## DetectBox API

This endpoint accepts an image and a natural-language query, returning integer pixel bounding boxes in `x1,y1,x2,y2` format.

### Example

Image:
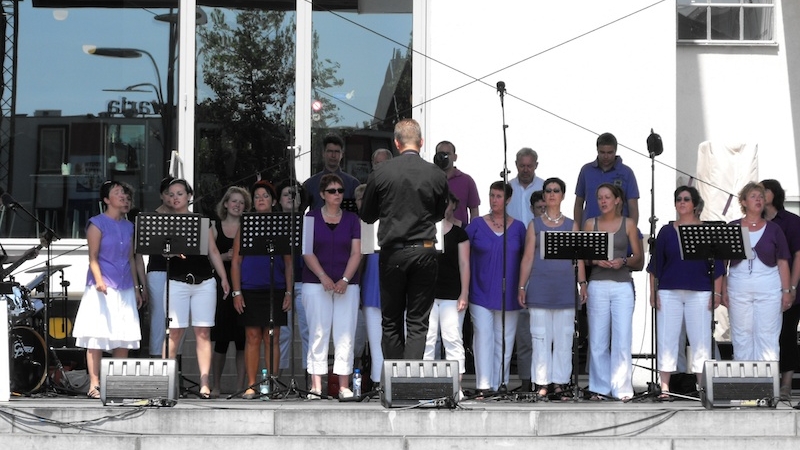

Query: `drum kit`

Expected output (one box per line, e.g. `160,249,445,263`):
4,255,72,395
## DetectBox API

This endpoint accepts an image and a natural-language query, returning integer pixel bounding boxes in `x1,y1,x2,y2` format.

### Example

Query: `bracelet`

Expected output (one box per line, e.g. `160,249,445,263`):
285,291,292,296
342,276,350,284
713,293,722,297
231,290,242,297
622,257,628,267
519,286,526,291
136,284,144,292
792,285,797,291
578,281,587,286
782,288,792,294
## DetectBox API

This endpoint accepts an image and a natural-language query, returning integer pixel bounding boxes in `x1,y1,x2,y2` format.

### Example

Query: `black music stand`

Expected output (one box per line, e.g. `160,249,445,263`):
542,230,612,401
135,213,208,396
227,211,304,400
678,223,749,356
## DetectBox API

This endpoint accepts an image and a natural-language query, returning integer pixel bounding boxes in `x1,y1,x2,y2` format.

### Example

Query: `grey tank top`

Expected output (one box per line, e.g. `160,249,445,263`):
589,217,632,283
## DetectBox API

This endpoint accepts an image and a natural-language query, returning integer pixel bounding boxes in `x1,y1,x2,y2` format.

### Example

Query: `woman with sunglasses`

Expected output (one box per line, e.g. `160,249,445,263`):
73,181,145,399
647,186,724,400
302,174,362,399
517,178,583,400
723,182,791,363
164,178,230,399
231,180,292,399
582,182,643,401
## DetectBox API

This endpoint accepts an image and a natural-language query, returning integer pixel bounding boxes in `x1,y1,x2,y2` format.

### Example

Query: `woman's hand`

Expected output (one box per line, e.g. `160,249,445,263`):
782,292,794,312
282,291,292,311
710,293,721,310
95,281,107,295
233,293,245,314
333,279,349,295
517,289,526,308
580,284,588,305
457,295,468,312
320,274,336,292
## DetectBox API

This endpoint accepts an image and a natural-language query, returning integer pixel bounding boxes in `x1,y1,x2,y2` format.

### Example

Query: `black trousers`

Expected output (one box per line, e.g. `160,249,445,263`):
779,302,800,374
379,246,438,360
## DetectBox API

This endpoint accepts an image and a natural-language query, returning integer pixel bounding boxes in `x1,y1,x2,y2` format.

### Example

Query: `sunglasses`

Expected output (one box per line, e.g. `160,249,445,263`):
675,196,692,203
324,188,345,194
544,188,561,194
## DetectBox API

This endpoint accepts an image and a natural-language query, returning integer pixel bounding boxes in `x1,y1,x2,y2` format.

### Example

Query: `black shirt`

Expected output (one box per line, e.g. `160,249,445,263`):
435,224,469,300
360,151,449,247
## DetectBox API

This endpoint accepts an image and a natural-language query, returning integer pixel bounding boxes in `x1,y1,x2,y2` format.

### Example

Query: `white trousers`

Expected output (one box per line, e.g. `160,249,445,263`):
656,289,711,374
587,280,634,398
280,282,308,370
470,303,519,390
530,307,574,385
363,306,384,382
424,299,466,374
728,272,782,361
302,283,359,376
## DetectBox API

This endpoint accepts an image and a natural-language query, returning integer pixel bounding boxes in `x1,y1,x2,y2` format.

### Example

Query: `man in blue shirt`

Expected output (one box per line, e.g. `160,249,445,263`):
303,134,360,210
573,132,640,225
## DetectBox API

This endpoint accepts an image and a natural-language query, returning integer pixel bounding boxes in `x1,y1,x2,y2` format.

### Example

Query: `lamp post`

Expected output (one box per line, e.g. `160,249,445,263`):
83,45,172,155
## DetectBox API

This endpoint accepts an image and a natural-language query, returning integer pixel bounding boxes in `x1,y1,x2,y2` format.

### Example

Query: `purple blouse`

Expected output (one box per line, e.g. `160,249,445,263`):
85,213,134,290
301,208,361,284
729,219,790,268
466,218,526,311
647,223,725,291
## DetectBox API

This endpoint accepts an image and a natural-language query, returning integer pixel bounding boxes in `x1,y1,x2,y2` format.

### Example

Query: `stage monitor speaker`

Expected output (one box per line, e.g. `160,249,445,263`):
701,360,779,409
380,360,459,408
100,358,178,406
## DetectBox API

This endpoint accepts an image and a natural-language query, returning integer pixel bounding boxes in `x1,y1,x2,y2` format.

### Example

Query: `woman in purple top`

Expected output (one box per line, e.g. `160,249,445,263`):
72,181,145,399
231,181,291,399
466,181,526,392
517,177,584,399
302,174,362,399
761,179,800,399
647,186,724,400
722,182,792,362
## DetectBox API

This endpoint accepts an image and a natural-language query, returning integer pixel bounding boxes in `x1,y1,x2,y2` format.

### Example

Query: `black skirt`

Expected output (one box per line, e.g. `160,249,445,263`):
236,289,288,328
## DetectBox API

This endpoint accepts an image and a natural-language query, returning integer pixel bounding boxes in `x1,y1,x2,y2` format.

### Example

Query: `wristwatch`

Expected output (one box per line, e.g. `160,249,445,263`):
231,290,242,297
342,276,350,284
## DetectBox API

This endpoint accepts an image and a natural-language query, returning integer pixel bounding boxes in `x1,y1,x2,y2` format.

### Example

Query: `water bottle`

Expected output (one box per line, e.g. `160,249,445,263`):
260,368,270,400
353,368,362,397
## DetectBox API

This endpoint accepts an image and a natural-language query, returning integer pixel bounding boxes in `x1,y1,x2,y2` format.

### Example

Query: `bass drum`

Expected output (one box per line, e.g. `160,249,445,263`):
9,326,48,394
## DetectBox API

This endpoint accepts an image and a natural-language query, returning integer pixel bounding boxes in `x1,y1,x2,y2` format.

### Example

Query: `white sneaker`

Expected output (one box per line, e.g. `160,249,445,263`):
307,389,321,400
339,388,354,399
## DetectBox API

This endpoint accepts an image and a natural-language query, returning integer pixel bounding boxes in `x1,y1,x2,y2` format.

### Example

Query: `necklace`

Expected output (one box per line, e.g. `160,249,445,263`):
745,217,761,227
544,211,563,223
489,213,506,229
322,206,342,218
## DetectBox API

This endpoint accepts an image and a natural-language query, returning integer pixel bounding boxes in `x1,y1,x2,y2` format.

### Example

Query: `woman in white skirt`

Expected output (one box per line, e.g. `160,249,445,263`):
72,181,146,399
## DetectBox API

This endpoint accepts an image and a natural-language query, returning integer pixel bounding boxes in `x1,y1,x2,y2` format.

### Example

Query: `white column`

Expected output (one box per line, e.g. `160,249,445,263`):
177,0,197,190
294,0,313,182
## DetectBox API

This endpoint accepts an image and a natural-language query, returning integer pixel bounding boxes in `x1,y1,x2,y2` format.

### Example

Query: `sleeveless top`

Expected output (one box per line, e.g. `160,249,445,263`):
214,219,235,276
524,216,576,309
589,217,632,283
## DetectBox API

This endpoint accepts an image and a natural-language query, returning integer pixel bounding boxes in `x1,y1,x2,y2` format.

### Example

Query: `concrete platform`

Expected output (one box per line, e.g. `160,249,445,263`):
2,389,799,450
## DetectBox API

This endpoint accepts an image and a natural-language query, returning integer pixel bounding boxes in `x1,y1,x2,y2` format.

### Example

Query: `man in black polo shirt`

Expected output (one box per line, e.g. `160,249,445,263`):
361,118,449,360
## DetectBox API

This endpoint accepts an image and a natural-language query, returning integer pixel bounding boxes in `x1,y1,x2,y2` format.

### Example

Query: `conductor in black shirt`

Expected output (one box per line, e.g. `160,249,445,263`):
361,118,449,360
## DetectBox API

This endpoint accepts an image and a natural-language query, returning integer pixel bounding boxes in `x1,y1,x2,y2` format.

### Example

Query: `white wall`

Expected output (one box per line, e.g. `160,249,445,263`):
677,1,800,202
421,0,676,360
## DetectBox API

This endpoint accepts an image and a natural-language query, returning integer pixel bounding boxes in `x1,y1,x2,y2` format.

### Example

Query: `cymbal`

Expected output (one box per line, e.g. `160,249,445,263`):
25,264,71,274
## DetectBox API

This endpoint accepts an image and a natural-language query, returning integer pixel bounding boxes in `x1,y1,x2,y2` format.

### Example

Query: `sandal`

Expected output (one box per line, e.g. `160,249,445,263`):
534,384,549,401
199,386,212,399
87,385,101,399
553,384,571,401
657,392,674,402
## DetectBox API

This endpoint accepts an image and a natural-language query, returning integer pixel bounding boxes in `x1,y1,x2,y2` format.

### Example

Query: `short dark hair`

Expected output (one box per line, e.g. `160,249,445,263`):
323,134,344,149
319,173,344,192
530,190,544,206
276,178,309,212
674,185,701,207
436,140,456,153
160,176,175,194
543,177,566,195
100,180,133,202
490,180,512,199
596,132,617,149
760,179,786,210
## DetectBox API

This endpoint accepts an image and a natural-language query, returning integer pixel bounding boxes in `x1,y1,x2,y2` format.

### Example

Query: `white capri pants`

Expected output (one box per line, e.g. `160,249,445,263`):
469,303,519,391
302,283,360,376
424,298,466,374
530,307,574,386
656,289,712,374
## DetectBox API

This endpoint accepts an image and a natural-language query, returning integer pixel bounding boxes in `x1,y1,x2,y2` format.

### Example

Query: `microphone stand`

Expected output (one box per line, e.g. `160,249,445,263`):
481,81,513,400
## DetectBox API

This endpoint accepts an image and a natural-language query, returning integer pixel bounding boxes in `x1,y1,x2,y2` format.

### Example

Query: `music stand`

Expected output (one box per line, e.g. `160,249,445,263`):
542,230,612,401
135,213,208,395
678,223,750,356
229,211,303,400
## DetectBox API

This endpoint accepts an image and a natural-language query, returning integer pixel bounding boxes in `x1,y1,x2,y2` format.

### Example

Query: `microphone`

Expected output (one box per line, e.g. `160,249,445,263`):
496,81,506,95
433,152,450,170
2,192,19,209
647,128,663,157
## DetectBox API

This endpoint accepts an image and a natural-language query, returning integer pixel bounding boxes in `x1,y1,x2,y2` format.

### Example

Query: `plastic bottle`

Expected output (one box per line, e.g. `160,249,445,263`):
260,368,270,400
353,368,362,397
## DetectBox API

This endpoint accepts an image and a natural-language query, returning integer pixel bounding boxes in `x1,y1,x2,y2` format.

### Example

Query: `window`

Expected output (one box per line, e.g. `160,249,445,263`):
678,0,774,43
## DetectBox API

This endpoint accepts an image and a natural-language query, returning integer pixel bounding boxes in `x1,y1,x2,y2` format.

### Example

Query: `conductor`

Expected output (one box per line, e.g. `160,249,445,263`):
360,118,449,360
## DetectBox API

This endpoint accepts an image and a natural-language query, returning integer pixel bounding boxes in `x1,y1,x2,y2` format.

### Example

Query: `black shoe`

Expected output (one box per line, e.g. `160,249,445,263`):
519,379,533,392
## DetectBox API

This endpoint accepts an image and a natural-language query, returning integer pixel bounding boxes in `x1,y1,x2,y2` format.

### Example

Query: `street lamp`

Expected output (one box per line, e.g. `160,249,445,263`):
83,45,172,153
